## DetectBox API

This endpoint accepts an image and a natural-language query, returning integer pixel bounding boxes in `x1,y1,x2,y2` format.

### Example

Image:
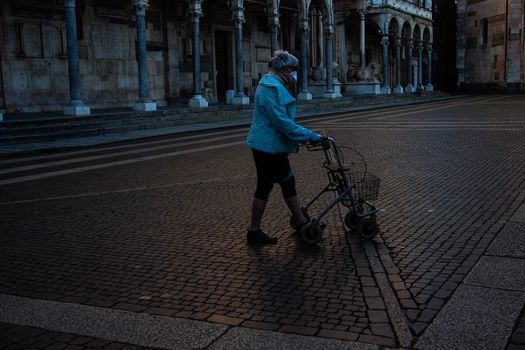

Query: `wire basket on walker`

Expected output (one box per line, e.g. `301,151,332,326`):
298,137,381,244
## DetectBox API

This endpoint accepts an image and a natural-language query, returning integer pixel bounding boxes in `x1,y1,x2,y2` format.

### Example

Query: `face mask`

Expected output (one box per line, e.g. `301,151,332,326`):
290,71,298,83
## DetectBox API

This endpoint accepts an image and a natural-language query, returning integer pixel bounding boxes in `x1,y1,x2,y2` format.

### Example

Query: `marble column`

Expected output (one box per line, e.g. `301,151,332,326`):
417,41,424,90
269,18,279,55
188,1,208,107
63,0,90,116
298,18,312,100
380,34,391,94
405,38,415,93
393,36,403,93
358,10,366,68
425,42,434,92
323,25,338,99
231,3,249,105
317,10,324,67
132,0,156,111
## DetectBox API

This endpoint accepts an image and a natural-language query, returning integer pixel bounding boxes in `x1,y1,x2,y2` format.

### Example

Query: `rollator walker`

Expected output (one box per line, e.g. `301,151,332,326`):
298,137,381,244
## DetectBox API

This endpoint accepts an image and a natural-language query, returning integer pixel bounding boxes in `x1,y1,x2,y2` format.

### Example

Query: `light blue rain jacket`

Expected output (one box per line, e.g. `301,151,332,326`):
246,74,316,154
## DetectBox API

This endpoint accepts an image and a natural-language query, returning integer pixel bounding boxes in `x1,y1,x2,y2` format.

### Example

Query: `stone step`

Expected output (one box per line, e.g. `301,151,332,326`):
0,93,451,145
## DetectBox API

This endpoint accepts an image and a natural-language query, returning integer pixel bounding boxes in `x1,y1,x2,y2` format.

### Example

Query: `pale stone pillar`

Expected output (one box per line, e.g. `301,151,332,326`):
425,42,434,92
298,18,312,100
317,10,324,67
323,25,338,99
380,34,391,94
63,0,90,116
393,36,403,93
405,38,415,93
358,10,366,68
188,0,208,107
269,17,279,55
417,41,424,90
231,3,249,105
132,0,156,111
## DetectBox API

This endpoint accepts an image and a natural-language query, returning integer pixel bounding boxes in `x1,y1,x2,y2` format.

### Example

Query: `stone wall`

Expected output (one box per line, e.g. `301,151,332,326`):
457,0,524,91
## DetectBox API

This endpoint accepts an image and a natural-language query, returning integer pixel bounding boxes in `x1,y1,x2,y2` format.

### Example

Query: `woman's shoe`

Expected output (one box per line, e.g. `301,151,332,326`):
247,229,278,244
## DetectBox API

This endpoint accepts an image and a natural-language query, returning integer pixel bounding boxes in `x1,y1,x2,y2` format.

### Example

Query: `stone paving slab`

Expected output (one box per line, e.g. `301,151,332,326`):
510,204,525,223
464,256,525,291
0,322,159,349
0,294,228,349
207,326,379,350
486,222,525,258
415,285,524,350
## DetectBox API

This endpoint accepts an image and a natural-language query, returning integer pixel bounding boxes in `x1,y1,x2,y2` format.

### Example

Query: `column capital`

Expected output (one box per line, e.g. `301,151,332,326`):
188,0,203,20
299,17,309,31
357,9,367,19
396,36,402,47
381,34,389,47
231,4,246,24
268,13,280,28
64,0,76,8
407,37,413,48
426,42,433,52
324,23,334,35
132,0,150,15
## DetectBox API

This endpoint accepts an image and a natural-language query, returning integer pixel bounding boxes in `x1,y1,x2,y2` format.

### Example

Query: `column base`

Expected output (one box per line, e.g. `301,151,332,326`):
232,96,250,105
425,84,434,92
64,103,91,116
134,102,157,112
405,85,416,93
393,86,404,94
298,91,312,101
323,91,341,99
380,86,391,94
188,95,209,108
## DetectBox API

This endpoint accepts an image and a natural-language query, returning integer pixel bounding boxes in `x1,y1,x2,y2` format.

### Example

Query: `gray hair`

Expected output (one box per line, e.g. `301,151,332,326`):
269,50,299,72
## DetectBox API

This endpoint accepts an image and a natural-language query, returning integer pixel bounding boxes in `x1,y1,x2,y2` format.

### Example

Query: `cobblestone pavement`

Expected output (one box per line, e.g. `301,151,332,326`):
1,95,524,348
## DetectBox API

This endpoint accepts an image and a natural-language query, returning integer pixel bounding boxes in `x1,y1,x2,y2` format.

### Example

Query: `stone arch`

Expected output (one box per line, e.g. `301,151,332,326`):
413,23,422,43
423,26,432,43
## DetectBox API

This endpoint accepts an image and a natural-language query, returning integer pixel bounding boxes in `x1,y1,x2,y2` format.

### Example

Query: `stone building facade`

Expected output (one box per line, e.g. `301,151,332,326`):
0,0,434,115
456,0,525,92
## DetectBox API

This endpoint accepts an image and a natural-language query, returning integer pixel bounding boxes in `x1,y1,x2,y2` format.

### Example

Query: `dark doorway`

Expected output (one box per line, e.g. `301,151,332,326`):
214,30,232,102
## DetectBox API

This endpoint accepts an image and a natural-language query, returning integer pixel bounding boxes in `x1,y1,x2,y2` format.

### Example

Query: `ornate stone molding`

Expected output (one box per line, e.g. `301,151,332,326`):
132,0,149,16
188,0,203,22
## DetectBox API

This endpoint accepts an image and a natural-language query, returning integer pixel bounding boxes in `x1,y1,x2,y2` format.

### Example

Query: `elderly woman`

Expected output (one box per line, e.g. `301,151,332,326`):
246,50,322,244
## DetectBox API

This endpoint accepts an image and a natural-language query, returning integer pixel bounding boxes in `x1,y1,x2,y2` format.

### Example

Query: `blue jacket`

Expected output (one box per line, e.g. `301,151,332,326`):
246,74,316,154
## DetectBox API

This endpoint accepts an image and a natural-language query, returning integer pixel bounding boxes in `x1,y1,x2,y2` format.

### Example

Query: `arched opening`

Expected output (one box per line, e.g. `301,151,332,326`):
388,17,400,89
400,21,412,87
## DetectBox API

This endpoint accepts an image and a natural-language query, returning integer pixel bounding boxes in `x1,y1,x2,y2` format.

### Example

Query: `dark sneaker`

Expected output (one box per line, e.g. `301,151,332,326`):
247,229,278,244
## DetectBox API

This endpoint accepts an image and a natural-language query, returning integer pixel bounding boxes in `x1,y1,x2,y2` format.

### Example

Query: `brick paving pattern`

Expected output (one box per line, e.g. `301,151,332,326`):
0,323,156,349
0,96,524,347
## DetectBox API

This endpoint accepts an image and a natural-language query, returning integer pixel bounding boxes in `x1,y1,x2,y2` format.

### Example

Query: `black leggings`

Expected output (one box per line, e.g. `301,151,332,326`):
252,148,297,201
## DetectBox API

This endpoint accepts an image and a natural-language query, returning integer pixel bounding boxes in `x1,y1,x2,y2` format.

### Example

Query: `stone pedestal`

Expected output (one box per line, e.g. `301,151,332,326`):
393,86,404,94
405,84,416,93
64,101,91,116
297,91,313,101
380,85,391,94
425,84,434,92
307,81,342,98
134,102,157,112
188,95,208,108
232,96,250,105
344,81,381,95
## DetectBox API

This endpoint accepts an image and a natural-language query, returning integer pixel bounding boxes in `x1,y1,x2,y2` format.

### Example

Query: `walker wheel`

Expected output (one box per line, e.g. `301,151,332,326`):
356,216,379,240
344,210,359,230
299,222,322,245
